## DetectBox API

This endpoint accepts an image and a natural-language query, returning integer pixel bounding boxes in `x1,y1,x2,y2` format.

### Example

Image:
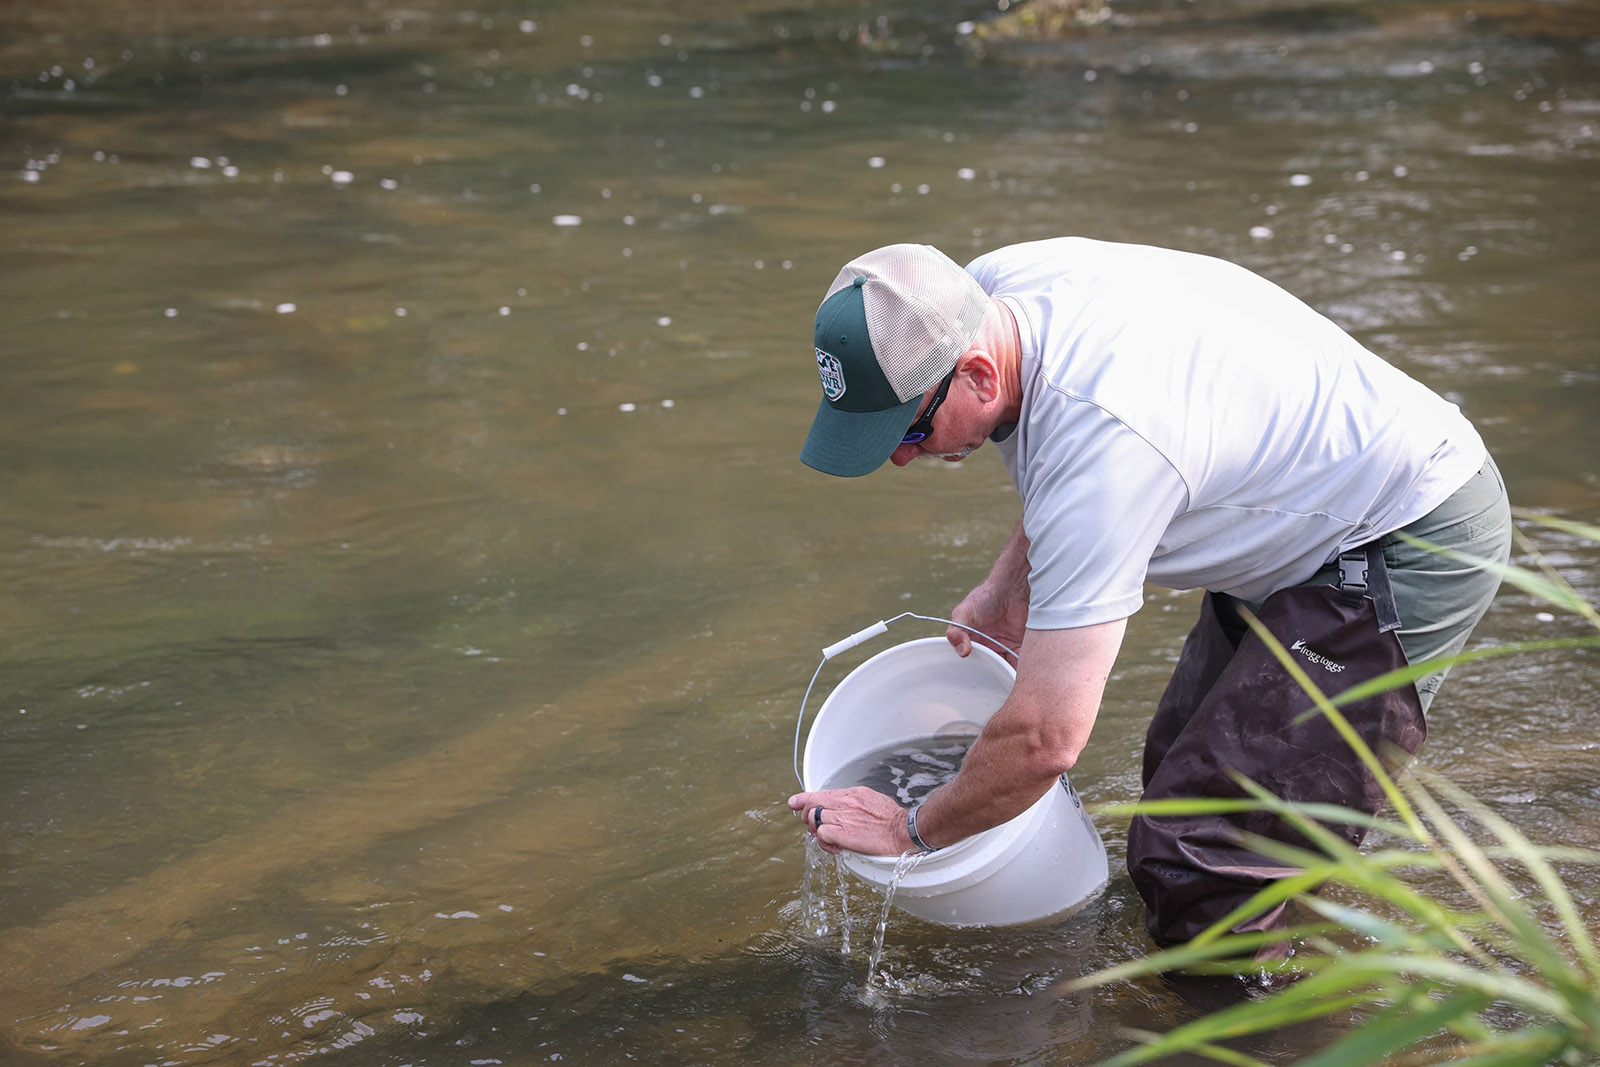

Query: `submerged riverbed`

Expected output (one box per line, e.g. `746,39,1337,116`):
2,0,1597,1063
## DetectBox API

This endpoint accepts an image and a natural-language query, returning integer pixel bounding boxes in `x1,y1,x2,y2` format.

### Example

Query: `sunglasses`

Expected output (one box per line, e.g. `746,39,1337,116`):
901,368,956,444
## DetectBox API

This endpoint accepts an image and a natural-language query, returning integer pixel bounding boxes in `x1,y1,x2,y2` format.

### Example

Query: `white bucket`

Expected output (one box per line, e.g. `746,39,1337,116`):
802,637,1108,927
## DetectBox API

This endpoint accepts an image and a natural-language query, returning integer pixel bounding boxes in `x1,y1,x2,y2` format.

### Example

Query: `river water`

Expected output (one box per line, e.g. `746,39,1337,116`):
1,0,1596,1063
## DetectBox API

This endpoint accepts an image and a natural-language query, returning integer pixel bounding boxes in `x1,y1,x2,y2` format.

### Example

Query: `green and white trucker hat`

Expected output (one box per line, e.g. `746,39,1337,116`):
800,244,989,477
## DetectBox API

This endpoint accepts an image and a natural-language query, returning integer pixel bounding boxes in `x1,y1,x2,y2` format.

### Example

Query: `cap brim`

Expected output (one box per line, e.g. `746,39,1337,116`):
799,394,921,477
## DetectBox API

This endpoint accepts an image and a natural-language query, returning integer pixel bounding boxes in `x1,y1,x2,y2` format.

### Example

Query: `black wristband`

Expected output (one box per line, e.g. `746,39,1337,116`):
907,803,940,854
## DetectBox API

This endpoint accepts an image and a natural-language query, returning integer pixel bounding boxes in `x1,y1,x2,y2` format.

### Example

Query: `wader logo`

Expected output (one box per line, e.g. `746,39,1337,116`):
816,349,845,401
1291,638,1346,674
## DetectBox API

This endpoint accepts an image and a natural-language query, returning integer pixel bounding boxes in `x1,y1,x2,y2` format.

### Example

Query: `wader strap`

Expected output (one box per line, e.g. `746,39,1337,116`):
1338,541,1402,633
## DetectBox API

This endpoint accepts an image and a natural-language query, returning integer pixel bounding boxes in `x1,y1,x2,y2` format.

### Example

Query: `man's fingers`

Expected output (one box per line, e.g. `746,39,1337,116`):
946,625,971,657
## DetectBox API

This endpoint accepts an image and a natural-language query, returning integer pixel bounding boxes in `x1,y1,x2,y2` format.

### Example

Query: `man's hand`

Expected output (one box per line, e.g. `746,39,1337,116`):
948,582,1028,662
786,787,912,856
949,520,1033,662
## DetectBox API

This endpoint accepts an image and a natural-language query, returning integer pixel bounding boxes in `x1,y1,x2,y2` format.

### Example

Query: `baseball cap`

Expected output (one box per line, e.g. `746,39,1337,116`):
800,244,990,477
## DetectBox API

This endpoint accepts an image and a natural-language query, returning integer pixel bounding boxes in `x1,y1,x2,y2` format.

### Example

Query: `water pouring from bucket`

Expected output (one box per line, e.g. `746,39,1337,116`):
791,614,1108,928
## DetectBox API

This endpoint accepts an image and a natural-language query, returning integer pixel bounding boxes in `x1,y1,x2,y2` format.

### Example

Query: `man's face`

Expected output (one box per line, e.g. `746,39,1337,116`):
888,371,982,467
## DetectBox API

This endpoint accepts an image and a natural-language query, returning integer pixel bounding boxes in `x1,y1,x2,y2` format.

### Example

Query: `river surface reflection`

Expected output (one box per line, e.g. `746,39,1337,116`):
1,0,1596,1063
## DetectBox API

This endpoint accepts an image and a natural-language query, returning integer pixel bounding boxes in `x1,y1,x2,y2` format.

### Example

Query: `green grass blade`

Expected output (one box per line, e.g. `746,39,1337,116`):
1092,798,1284,817
1102,1030,1275,1067
1183,1041,1274,1067
1221,786,1460,919
1321,635,1600,710
1182,867,1338,949
1299,896,1462,953
1094,796,1414,840
1294,987,1492,1067
1228,827,1367,871
1221,828,1495,963
1511,508,1600,544
1436,1026,1576,1067
1094,980,1380,1067
1066,924,1341,990
1235,610,1423,836
1209,780,1496,962
1227,777,1383,863
1508,514,1600,632
1281,949,1570,1018
1421,772,1600,984
1301,894,1491,953
1280,876,1491,959
1395,531,1598,625
1402,779,1585,1000
1361,845,1600,874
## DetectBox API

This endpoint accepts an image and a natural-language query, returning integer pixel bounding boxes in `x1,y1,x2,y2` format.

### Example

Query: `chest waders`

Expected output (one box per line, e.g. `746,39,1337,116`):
1127,540,1425,948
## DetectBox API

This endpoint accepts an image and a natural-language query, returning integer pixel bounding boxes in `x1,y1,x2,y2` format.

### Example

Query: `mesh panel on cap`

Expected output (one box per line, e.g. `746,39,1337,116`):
822,244,989,403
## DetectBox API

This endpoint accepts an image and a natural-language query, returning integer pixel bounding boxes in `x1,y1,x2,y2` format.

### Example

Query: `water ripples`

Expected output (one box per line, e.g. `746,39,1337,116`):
2,0,1596,1063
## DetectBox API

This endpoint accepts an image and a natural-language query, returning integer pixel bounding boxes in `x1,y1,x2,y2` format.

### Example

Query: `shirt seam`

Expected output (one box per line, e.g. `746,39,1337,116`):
1001,292,1195,510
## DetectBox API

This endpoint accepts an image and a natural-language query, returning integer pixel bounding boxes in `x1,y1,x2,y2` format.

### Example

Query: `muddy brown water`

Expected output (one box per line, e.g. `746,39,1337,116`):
2,0,1596,1063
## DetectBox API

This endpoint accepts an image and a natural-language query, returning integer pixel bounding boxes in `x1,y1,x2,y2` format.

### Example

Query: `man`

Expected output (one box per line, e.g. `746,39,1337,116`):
786,238,1511,948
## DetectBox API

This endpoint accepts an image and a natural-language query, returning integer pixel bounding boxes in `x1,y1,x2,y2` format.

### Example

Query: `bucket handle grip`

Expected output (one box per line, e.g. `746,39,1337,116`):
821,620,889,661
793,612,1018,787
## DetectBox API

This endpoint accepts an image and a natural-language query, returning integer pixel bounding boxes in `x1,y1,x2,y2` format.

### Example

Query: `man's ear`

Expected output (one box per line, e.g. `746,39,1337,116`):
957,350,1001,403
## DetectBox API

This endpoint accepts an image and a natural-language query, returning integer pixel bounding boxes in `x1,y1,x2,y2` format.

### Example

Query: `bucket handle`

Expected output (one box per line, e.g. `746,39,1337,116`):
792,612,1019,787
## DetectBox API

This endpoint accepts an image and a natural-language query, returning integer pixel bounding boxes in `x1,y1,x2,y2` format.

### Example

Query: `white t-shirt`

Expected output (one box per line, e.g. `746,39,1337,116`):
967,237,1486,629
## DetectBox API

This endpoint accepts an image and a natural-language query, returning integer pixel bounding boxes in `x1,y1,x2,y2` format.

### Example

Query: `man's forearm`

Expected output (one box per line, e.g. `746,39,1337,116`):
912,618,1127,850
913,705,1069,848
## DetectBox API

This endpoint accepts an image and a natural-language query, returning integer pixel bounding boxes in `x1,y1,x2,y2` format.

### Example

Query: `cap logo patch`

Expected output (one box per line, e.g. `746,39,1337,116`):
815,348,845,401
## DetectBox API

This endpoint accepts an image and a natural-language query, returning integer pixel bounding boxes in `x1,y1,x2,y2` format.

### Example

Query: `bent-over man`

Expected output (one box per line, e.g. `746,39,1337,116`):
787,237,1510,948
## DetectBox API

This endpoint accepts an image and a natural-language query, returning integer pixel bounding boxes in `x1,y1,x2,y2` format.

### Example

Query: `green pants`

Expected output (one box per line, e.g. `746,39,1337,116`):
1246,456,1513,710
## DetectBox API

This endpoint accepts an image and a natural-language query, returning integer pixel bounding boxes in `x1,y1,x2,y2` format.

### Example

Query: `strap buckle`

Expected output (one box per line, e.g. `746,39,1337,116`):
1338,550,1369,597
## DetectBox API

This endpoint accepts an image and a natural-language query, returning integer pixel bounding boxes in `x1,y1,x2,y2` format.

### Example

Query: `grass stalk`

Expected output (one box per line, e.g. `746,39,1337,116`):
1079,512,1600,1066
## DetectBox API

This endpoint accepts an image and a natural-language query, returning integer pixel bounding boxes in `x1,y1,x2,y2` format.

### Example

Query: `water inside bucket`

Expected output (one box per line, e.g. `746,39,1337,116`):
819,732,977,807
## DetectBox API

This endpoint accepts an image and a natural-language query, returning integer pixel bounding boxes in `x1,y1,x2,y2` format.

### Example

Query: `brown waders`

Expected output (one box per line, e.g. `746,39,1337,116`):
1127,540,1424,947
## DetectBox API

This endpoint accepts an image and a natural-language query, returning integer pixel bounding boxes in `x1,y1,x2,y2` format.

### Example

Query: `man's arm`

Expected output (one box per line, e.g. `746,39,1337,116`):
947,520,1031,660
909,618,1125,847
788,617,1127,855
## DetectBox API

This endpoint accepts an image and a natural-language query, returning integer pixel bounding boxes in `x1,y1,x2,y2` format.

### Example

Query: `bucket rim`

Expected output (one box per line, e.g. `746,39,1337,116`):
799,636,1015,792
801,635,1035,880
